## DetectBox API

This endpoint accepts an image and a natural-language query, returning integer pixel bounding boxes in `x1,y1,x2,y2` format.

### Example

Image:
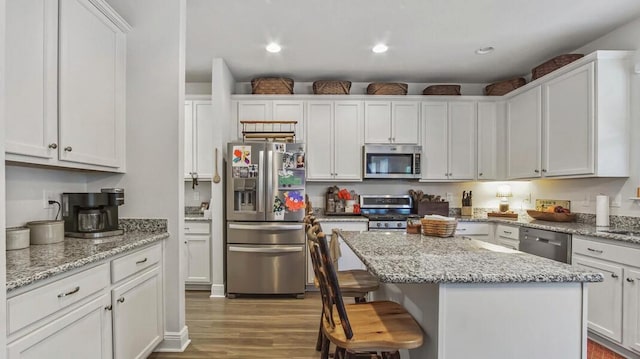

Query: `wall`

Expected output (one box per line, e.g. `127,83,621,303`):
186,82,211,95
1,0,8,349
184,180,211,207
89,0,189,350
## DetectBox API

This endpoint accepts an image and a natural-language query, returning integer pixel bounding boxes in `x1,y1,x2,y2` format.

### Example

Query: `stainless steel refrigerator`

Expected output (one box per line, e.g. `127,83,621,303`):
225,142,306,298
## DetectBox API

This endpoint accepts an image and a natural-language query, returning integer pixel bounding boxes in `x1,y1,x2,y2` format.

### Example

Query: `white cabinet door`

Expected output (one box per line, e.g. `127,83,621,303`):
236,100,272,139
477,102,498,180
58,0,127,168
543,63,594,177
448,102,476,180
507,86,542,179
186,234,211,284
391,102,420,144
194,101,214,179
306,101,334,180
421,102,448,180
5,0,58,160
112,267,163,359
625,268,640,353
573,255,623,343
7,295,112,359
364,101,392,143
333,101,364,181
184,101,195,178
273,101,305,142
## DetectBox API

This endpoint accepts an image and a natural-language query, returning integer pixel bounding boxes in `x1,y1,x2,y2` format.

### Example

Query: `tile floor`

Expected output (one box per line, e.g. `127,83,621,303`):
587,340,626,359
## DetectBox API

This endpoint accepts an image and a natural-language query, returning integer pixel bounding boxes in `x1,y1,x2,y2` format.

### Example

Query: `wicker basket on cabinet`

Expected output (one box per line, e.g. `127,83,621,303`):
251,77,294,94
312,80,352,94
422,85,461,96
531,54,584,80
484,77,526,96
367,82,408,95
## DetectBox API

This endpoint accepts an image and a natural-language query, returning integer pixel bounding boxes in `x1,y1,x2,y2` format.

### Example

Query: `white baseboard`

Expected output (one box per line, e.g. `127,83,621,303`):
154,325,191,352
210,283,225,297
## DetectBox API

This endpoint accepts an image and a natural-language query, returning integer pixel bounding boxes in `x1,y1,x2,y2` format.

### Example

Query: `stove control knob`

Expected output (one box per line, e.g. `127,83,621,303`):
397,222,402,228
376,223,382,227
384,223,389,228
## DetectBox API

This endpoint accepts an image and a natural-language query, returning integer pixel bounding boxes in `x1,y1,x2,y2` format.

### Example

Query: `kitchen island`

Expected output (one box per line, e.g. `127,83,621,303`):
339,231,602,359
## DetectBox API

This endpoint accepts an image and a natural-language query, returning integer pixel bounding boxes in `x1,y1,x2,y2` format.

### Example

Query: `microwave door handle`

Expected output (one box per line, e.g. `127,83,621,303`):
258,150,265,213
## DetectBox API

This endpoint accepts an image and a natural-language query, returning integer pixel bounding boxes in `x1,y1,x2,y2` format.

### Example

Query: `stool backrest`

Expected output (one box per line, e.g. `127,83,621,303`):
306,225,353,339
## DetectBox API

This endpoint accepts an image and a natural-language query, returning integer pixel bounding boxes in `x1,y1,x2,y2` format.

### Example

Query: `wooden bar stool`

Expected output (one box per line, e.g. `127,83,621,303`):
303,216,380,358
307,225,424,359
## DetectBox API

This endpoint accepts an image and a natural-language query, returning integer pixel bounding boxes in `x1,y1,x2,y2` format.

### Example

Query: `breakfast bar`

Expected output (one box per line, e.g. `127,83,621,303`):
339,231,603,359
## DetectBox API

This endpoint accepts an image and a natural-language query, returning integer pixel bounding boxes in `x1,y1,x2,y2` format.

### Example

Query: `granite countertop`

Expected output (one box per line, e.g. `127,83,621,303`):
6,230,169,292
339,231,603,284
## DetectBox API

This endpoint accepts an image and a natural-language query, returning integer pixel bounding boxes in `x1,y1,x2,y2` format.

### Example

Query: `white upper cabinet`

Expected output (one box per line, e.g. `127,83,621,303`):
507,51,631,180
234,100,305,142
477,102,498,180
507,86,542,179
364,101,420,144
421,101,476,181
306,101,363,181
185,99,214,180
5,0,130,172
5,0,58,160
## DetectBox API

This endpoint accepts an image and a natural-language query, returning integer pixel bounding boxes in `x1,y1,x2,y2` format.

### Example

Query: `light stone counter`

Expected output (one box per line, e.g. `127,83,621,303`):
339,231,602,284
6,219,169,292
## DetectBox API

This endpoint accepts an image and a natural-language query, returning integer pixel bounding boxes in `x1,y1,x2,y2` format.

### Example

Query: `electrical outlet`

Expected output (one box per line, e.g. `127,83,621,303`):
42,190,59,209
192,191,200,201
445,193,453,203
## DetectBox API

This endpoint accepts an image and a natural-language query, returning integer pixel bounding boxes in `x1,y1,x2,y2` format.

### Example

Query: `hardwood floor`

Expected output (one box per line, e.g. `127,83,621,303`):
148,290,325,358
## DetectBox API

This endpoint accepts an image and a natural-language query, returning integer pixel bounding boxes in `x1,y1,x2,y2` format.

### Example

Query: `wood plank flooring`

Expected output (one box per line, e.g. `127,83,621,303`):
148,290,325,358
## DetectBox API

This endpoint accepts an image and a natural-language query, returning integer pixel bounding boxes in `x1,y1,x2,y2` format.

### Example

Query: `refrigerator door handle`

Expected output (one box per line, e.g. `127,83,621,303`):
228,223,303,231
258,150,265,213
228,246,303,253
267,149,274,209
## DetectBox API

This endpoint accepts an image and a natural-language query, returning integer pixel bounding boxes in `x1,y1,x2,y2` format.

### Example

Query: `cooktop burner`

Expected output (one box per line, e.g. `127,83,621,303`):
359,195,415,231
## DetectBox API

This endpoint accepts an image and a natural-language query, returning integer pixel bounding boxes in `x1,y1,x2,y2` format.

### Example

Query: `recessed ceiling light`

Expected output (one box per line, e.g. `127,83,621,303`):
266,43,281,53
372,44,388,54
475,46,495,55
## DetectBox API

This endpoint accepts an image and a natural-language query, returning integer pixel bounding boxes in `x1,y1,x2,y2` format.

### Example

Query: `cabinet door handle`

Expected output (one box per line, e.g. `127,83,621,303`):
457,228,466,231
478,172,483,176
587,247,603,254
611,273,619,278
503,231,512,235
64,146,73,152
542,169,547,173
392,137,395,142
105,305,113,311
48,143,58,149
534,169,540,173
628,278,635,283
135,257,148,265
57,286,80,298
117,297,125,303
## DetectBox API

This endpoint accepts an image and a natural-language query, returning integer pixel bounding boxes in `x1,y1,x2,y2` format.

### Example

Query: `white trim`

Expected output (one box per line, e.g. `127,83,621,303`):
210,284,225,298
154,325,191,352
87,0,131,32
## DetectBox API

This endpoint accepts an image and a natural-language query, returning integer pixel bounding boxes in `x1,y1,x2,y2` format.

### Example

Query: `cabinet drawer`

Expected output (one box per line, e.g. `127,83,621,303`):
455,222,490,235
184,221,210,234
573,236,640,266
497,237,519,250
111,244,162,283
496,225,519,240
7,263,109,335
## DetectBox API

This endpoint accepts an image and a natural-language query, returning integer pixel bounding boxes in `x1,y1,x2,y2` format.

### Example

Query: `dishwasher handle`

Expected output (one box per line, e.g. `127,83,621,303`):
533,237,563,247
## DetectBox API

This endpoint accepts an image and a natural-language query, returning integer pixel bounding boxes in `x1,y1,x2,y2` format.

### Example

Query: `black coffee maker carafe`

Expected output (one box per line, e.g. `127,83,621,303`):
62,188,125,238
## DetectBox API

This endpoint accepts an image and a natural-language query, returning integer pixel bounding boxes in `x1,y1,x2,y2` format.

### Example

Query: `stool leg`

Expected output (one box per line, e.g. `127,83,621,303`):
315,313,323,351
321,334,331,359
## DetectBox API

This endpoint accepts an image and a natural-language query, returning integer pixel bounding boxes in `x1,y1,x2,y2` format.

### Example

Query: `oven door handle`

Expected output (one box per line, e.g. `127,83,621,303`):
228,246,303,253
534,237,562,246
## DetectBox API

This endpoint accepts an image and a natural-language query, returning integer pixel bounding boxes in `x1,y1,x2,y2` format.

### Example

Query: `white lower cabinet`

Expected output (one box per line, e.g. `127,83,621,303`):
184,221,212,285
572,236,640,356
494,224,520,249
455,222,494,244
307,220,368,285
6,243,164,359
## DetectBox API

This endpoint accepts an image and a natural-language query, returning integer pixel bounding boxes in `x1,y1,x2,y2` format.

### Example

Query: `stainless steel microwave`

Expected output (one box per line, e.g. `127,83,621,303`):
363,145,422,179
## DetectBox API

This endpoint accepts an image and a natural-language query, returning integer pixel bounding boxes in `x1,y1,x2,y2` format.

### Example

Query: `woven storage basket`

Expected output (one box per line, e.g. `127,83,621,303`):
251,77,294,95
367,82,408,95
484,77,526,96
423,85,461,96
313,80,351,95
531,54,584,80
421,218,457,237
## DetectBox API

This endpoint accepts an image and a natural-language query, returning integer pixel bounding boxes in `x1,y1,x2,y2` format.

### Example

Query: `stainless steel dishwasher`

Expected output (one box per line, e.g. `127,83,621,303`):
519,227,572,263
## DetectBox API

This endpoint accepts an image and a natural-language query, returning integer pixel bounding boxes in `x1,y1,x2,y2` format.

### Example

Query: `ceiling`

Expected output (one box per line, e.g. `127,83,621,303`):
186,0,640,84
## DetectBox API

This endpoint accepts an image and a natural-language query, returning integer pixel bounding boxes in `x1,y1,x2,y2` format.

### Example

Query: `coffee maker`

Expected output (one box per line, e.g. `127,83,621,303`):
62,188,125,238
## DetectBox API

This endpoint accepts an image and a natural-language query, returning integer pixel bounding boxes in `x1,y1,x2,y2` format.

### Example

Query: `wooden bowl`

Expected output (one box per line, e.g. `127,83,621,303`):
526,210,576,222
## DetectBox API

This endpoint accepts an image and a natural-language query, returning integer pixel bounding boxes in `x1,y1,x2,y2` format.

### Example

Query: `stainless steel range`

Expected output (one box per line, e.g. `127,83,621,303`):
360,195,413,231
